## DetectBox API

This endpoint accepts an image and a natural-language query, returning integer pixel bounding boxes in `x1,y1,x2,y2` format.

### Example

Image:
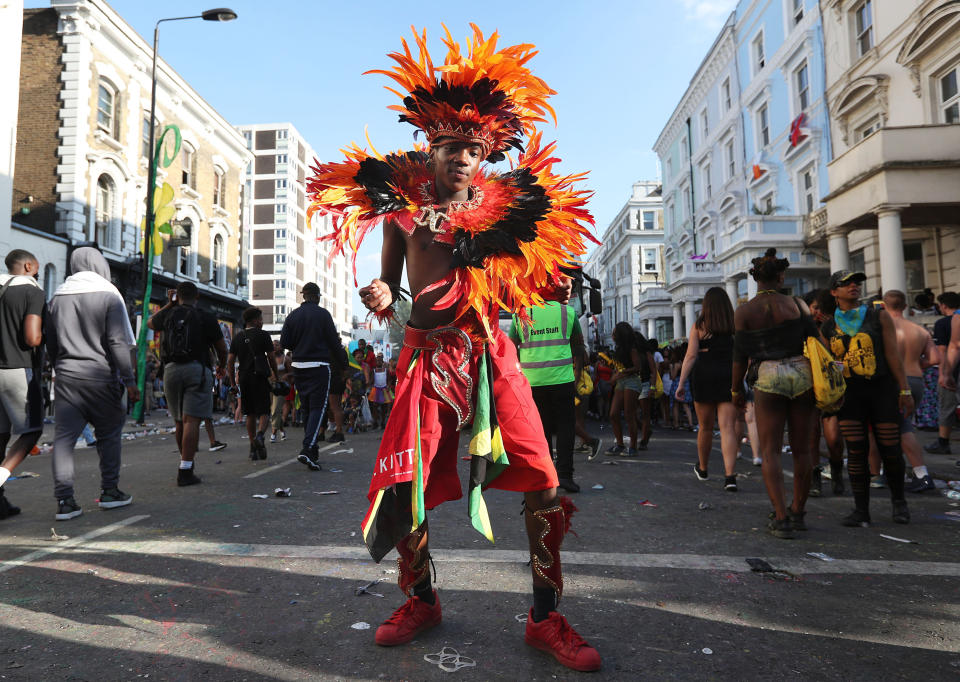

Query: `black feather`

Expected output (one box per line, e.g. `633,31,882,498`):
355,151,428,215
450,168,550,269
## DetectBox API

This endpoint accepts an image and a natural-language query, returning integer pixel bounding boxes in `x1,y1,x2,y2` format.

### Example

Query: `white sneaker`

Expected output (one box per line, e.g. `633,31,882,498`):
270,433,278,443
752,457,762,466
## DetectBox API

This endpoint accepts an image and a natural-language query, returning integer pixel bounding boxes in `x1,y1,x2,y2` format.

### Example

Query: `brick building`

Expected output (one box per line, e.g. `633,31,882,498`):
237,123,352,340
12,0,252,325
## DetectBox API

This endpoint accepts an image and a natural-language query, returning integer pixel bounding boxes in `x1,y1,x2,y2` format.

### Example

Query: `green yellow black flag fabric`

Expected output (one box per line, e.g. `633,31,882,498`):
467,350,509,541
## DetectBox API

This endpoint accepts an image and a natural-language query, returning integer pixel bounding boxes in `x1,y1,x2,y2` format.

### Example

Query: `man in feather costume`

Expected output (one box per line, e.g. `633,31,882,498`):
306,26,600,671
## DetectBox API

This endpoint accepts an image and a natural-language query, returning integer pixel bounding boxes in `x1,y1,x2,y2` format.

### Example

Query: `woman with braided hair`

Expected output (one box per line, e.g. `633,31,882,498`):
730,248,820,538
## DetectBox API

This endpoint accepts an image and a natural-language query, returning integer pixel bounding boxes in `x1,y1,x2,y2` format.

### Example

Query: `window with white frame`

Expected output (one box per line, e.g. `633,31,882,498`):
276,203,287,215
95,174,116,249
792,0,804,25
276,129,288,140
274,304,287,322
243,131,252,149
275,254,287,264
212,234,225,287
181,144,197,189
759,191,775,213
213,168,225,208
854,0,873,58
642,211,656,230
680,135,689,162
276,178,288,190
178,249,190,277
96,80,119,139
725,139,736,179
274,279,286,289
700,109,709,140
795,61,810,112
142,116,152,158
702,163,712,200
855,115,881,141
721,78,732,113
940,65,959,124
682,187,690,218
276,153,288,166
643,247,659,272
752,32,765,74
757,103,770,147
275,228,286,241
799,165,817,213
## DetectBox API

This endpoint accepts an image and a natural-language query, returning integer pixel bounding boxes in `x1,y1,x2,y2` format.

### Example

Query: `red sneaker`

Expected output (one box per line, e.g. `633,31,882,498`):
374,591,442,646
524,608,601,672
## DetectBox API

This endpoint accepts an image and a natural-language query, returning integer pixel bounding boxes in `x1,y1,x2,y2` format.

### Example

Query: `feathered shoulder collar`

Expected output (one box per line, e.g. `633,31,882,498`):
306,133,596,338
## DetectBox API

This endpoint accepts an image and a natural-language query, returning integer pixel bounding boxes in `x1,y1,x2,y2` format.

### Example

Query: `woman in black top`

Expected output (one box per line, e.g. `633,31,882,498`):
731,250,820,538
676,287,739,491
604,323,656,457
821,270,914,527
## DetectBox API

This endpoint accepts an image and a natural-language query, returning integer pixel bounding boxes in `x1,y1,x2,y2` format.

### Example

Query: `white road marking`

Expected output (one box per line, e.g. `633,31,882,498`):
0,514,149,574
242,443,339,479
42,540,960,577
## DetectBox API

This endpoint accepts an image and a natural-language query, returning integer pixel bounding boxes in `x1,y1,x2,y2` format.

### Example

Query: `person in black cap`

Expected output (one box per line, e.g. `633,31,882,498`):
821,269,914,527
280,283,343,470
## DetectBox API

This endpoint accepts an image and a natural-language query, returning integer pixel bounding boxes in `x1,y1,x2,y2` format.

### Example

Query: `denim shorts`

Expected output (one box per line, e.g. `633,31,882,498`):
753,355,813,399
615,375,649,398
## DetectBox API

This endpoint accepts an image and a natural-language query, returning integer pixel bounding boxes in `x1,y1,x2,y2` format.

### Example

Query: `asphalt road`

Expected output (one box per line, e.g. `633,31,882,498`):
1,415,959,681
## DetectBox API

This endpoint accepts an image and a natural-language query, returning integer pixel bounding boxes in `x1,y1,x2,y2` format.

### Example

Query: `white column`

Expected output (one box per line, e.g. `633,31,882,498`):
724,278,738,304
877,208,907,294
684,300,696,333
647,317,656,340
827,230,850,272
672,304,682,340
747,277,758,299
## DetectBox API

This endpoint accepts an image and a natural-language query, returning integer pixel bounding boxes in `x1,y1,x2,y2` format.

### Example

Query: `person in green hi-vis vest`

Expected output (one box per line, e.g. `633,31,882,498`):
510,301,590,493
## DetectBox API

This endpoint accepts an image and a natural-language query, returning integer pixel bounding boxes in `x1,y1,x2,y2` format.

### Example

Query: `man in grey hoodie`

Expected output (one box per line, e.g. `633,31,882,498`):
46,248,139,520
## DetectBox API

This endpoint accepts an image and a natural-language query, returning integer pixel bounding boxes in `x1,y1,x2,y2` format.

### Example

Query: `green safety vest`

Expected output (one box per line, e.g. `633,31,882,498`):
514,302,576,387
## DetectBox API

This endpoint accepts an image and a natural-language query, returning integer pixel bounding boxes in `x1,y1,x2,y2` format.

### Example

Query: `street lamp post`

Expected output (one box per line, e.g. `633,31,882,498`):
133,8,237,424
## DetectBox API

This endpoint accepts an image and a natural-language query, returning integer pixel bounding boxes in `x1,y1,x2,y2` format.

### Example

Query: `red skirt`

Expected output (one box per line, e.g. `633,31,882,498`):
368,324,557,511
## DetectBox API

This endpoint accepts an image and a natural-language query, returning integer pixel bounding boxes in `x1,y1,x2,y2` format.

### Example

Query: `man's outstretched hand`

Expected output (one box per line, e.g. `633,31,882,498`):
359,279,392,313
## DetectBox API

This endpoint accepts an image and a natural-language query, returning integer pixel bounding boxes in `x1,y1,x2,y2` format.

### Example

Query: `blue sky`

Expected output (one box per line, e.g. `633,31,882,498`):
29,0,737,319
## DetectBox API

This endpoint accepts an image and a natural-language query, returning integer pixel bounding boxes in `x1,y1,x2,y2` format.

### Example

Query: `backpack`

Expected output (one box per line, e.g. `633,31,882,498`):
239,329,271,377
163,306,199,364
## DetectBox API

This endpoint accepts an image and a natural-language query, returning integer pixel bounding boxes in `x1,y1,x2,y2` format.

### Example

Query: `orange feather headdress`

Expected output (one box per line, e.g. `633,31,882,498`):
365,24,557,162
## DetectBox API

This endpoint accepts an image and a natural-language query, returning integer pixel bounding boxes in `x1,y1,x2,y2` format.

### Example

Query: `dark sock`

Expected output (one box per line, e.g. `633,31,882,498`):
413,575,435,605
532,586,556,622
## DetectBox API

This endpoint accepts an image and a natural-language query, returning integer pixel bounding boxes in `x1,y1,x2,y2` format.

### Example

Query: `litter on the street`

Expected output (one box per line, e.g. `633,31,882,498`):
313,490,339,495
702,647,713,655
879,534,918,544
602,460,619,466
251,494,269,499
807,552,835,562
48,528,68,541
354,578,384,597
592,484,604,490
698,502,712,510
638,499,658,507
9,471,39,480
329,468,343,473
424,647,476,673
274,488,292,497
514,613,528,623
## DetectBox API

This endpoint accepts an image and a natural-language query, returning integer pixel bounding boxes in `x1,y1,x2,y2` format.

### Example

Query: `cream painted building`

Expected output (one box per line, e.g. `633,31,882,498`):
587,181,667,342
812,0,960,297
14,0,252,323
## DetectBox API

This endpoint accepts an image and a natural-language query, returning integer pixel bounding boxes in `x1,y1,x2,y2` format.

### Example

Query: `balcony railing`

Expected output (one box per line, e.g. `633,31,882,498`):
680,260,722,277
827,124,960,196
719,216,803,253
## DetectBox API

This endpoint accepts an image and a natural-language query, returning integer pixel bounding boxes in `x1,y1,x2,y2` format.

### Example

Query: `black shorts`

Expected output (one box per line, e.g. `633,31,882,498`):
836,374,900,425
239,375,272,416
